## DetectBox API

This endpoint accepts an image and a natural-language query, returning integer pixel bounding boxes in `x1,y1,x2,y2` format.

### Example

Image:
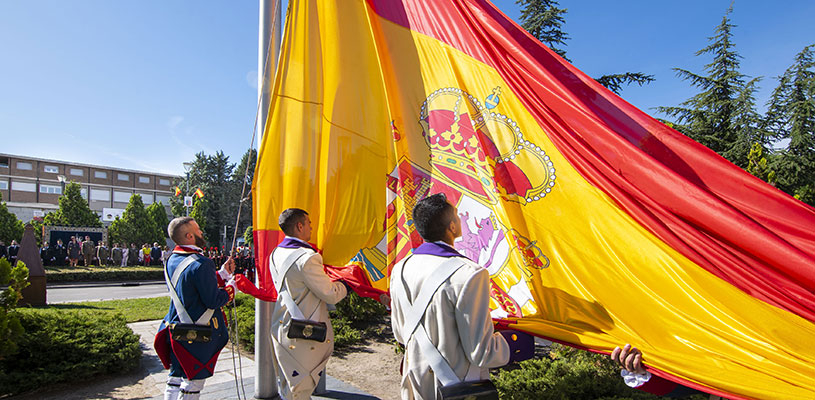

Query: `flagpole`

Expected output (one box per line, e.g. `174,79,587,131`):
255,0,281,398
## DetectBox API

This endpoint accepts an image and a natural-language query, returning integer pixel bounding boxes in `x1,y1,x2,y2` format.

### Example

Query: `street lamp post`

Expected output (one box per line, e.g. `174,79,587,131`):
57,174,66,195
182,162,192,216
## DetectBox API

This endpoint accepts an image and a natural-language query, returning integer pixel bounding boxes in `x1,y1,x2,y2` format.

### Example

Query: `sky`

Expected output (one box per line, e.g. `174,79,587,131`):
1,0,812,176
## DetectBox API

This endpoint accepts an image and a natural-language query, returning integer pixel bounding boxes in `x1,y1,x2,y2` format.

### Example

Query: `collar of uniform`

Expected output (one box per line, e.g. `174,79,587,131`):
413,241,465,259
279,236,316,251
173,244,202,254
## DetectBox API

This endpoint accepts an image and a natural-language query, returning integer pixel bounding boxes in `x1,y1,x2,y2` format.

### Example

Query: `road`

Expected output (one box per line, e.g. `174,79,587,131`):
46,280,169,303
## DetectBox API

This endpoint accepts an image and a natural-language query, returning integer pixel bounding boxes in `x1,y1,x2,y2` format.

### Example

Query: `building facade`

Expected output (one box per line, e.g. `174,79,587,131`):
0,153,179,224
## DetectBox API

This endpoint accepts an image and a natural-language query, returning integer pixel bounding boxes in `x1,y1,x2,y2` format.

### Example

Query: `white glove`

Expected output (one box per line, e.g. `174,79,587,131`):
218,266,232,281
621,369,652,388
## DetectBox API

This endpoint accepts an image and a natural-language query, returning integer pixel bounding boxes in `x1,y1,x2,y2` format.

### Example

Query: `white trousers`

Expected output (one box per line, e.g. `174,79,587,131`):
164,376,206,400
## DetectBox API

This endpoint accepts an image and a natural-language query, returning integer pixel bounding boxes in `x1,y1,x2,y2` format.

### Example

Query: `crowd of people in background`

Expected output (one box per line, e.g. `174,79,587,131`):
0,236,255,282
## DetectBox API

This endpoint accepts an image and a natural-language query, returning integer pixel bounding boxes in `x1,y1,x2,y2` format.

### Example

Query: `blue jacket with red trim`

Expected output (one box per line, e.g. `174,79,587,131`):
156,252,232,380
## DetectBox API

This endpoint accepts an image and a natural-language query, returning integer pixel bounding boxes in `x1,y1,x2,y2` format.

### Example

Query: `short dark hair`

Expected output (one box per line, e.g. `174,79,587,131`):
278,208,309,236
412,193,456,242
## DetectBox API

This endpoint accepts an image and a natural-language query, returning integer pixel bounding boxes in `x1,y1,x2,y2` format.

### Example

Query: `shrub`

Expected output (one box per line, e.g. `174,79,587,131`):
493,343,706,400
330,292,388,349
0,310,141,396
331,315,363,348
332,290,387,321
229,293,256,352
0,258,28,361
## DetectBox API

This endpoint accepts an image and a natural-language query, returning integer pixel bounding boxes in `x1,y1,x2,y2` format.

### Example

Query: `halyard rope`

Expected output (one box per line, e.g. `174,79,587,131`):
225,1,281,398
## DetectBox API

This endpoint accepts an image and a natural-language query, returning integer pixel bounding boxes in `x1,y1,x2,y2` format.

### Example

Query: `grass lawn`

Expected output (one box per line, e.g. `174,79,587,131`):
19,296,170,323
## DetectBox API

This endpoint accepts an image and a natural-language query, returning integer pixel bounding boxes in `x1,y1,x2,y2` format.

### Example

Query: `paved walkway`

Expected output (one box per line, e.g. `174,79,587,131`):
129,320,378,400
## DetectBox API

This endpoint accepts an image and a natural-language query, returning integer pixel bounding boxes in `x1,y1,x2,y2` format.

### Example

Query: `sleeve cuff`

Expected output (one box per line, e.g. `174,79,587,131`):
218,266,232,281
498,330,534,364
621,369,652,388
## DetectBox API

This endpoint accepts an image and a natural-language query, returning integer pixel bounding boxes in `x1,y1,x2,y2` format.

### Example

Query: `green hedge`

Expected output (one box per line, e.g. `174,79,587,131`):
45,265,164,282
493,343,706,400
330,291,388,349
0,310,141,396
231,293,256,352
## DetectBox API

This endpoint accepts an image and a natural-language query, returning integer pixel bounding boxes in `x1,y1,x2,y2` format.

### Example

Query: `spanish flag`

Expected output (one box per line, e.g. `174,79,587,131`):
194,188,204,199
251,1,815,398
174,186,182,196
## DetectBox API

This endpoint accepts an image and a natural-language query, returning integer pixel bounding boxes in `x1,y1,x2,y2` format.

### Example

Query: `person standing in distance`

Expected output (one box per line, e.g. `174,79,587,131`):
270,208,348,400
154,217,236,400
390,193,534,399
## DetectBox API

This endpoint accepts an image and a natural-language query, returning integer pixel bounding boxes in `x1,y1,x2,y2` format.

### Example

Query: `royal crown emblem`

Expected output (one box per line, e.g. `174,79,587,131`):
419,86,556,205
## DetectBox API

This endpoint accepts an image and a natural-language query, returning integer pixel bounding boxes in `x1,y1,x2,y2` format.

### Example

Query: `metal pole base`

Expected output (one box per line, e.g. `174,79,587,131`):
254,299,279,399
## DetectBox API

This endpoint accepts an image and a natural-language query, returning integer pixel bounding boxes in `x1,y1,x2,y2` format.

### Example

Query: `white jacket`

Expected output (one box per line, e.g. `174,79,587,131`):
269,245,347,396
391,253,510,400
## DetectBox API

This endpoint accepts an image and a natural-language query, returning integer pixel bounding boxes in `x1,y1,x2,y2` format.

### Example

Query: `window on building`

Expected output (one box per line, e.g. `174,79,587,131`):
11,181,36,192
44,165,59,174
94,171,108,179
159,178,170,186
70,168,84,176
40,184,62,194
16,161,32,170
155,195,171,205
138,176,150,184
113,191,131,203
80,188,87,199
0,157,8,168
91,189,110,201
118,173,129,181
140,193,154,204
0,181,7,190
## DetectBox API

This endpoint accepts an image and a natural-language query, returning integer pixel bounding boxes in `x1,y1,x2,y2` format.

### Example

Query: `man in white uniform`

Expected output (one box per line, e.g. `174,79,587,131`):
269,208,348,400
390,193,534,400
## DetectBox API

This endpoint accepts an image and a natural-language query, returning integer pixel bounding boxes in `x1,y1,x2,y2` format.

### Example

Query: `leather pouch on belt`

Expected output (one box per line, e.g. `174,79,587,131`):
170,323,213,343
287,319,327,342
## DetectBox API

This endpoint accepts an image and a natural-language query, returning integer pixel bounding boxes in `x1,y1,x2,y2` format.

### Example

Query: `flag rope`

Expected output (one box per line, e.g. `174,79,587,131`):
223,1,282,398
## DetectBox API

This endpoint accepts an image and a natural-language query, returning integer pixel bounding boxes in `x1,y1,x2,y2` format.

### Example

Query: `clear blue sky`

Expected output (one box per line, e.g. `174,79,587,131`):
1,1,812,176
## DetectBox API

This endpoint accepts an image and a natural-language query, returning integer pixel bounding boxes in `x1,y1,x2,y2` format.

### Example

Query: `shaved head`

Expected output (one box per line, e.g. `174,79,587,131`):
168,217,195,244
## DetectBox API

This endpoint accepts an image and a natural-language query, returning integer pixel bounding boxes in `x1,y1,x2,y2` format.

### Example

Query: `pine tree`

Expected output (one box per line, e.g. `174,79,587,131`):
0,193,24,245
109,195,160,246
515,0,654,94
657,8,764,168
146,202,170,240
175,151,237,245
764,45,815,205
42,182,101,227
516,0,569,60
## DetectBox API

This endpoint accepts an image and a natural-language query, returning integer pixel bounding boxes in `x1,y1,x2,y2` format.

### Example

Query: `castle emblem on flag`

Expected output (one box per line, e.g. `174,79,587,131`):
420,87,557,205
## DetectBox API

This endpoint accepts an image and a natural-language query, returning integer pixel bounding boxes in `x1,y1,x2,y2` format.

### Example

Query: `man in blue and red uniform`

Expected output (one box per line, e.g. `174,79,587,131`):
154,216,236,400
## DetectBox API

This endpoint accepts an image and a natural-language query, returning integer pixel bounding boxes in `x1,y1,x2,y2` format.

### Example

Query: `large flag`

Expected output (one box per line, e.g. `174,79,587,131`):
251,1,815,398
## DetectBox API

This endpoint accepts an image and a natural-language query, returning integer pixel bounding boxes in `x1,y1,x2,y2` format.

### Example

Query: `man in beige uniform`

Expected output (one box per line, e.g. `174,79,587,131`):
391,193,533,400
269,208,347,400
